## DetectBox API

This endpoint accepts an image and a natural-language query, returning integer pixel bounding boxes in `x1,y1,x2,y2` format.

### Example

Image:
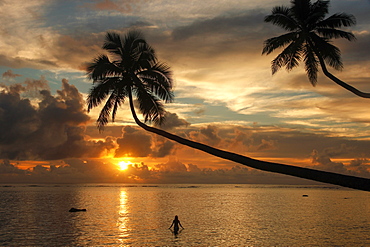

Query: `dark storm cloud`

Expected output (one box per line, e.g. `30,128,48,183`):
0,78,113,160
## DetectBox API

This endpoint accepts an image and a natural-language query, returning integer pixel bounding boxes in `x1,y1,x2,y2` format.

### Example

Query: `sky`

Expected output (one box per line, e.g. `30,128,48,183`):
1,0,370,184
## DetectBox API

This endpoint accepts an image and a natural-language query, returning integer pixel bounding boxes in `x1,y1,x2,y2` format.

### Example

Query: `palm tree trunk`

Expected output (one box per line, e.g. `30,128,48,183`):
307,39,370,98
128,90,370,191
317,56,370,98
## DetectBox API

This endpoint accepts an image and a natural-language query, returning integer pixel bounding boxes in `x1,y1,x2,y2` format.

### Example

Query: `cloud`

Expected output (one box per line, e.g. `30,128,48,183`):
0,160,28,175
115,126,177,158
85,0,148,14
0,159,121,183
0,1,103,71
256,139,277,151
310,148,370,178
151,136,175,158
311,149,348,174
0,78,113,160
172,10,266,41
198,125,222,146
2,69,22,79
155,159,188,172
160,111,190,130
0,155,360,184
23,76,50,97
115,126,152,157
0,54,59,70
50,34,103,70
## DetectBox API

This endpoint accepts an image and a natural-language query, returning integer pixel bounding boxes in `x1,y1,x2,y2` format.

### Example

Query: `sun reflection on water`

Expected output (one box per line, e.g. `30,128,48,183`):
118,189,129,243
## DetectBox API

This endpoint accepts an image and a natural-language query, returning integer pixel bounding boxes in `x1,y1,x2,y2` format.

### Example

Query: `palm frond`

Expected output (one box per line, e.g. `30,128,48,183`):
290,0,311,23
262,32,298,55
303,44,319,86
317,13,356,29
133,86,166,125
123,30,143,51
264,6,297,31
306,0,329,27
111,86,128,122
123,30,144,61
103,32,123,57
96,92,117,131
86,54,122,81
271,37,304,74
137,62,174,103
87,30,174,129
133,41,157,72
316,28,356,41
322,45,343,71
311,34,343,70
87,78,118,111
117,30,153,73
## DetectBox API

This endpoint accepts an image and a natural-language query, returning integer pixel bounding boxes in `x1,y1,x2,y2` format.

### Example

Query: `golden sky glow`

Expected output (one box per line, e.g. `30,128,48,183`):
0,0,370,184
117,161,131,171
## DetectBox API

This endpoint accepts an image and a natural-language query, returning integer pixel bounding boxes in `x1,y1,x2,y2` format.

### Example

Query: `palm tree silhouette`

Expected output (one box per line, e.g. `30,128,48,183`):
87,30,370,191
263,0,370,98
87,31,173,131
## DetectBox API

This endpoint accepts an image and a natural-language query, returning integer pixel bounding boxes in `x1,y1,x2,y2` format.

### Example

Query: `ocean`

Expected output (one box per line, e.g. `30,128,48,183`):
0,184,369,246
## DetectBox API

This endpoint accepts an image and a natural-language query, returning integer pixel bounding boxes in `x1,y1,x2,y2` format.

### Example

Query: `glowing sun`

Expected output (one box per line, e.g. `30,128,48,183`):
117,161,131,171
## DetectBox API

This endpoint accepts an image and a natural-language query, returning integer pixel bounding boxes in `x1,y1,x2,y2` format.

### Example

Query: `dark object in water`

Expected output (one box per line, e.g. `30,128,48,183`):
302,195,308,197
69,207,86,212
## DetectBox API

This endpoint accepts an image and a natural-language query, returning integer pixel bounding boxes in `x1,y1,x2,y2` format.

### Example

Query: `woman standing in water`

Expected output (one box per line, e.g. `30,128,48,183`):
169,215,184,234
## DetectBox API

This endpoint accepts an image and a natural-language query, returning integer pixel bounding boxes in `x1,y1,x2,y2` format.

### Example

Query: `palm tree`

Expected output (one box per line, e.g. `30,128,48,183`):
87,30,370,191
263,0,370,98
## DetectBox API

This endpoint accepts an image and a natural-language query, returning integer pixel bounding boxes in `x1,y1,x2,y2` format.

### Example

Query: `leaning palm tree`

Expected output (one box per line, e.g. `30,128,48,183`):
87,30,370,191
263,0,370,98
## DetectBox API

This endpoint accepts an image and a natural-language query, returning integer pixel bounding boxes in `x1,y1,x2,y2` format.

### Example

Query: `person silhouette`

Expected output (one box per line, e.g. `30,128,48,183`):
169,215,184,235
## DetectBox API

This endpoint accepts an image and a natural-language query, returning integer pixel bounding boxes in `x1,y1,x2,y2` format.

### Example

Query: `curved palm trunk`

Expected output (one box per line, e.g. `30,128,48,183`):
128,91,370,191
317,56,370,98
307,39,370,98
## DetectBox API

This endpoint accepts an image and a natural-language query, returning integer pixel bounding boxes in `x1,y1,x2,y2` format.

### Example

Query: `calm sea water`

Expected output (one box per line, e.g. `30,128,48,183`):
0,184,369,246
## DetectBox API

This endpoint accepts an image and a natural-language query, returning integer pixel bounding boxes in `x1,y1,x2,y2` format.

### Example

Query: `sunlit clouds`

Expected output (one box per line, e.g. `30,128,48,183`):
1,0,370,184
